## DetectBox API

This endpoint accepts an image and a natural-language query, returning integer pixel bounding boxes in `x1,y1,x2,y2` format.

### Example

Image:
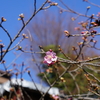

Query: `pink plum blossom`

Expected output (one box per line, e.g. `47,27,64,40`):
44,49,57,65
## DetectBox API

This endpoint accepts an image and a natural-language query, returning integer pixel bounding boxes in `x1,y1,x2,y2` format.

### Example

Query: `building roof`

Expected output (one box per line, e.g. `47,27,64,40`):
0,70,12,84
0,78,59,96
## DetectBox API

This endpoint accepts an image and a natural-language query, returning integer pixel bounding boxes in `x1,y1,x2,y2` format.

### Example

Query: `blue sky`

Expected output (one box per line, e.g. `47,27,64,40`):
0,0,100,83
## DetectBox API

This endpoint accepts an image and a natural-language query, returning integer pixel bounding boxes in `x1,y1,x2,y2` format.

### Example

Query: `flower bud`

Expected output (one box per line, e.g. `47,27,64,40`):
19,13,24,18
0,44,5,48
50,2,58,6
1,17,6,22
71,17,75,21
16,46,22,50
22,33,28,39
27,70,30,74
72,46,77,51
64,30,70,37
87,6,90,9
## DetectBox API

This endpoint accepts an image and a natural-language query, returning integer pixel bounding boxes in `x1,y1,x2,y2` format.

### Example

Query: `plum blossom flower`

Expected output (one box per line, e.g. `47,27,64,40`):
44,49,57,65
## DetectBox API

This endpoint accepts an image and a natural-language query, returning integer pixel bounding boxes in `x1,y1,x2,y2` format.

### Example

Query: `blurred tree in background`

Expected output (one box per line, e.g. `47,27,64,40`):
25,11,99,95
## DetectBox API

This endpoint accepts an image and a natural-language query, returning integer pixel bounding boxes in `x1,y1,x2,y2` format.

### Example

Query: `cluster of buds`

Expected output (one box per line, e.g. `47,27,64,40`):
47,0,51,3
22,33,28,39
89,81,98,93
27,70,30,74
60,9,63,13
89,85,99,93
90,81,99,93
93,40,97,43
50,2,58,6
90,39,97,44
82,36,87,41
79,21,88,28
74,27,81,31
64,30,70,37
84,74,90,81
46,68,53,73
16,46,22,51
91,19,100,27
77,42,83,46
18,13,24,20
90,30,97,34
72,46,77,51
1,60,6,64
1,17,6,23
0,43,5,48
84,74,99,93
71,17,76,21
87,6,90,10
81,31,89,35
60,77,66,83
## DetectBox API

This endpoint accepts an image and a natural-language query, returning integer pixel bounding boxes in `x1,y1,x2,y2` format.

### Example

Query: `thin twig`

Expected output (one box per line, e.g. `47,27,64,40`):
0,24,12,42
